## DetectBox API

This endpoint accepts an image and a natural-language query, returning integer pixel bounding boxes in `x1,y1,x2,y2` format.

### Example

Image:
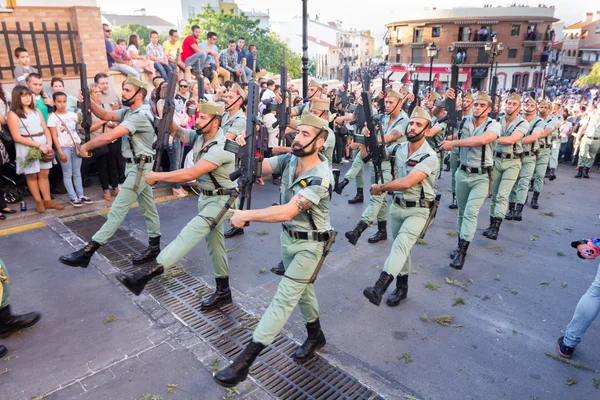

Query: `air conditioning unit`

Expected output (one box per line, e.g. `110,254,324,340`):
447,46,455,52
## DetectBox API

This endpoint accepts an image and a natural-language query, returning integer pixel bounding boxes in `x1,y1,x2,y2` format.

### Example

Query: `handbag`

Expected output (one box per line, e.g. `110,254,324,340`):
0,125,13,146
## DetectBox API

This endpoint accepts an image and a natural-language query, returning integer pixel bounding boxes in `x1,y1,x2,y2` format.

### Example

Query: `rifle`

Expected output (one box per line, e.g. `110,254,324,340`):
445,65,459,135
197,71,205,101
408,78,420,115
360,73,386,184
276,51,291,146
489,75,498,120
79,41,91,143
154,69,178,173
223,81,264,222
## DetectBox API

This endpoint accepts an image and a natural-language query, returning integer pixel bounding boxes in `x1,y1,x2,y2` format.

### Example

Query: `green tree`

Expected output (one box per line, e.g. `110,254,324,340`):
575,62,600,88
184,6,302,77
112,24,167,55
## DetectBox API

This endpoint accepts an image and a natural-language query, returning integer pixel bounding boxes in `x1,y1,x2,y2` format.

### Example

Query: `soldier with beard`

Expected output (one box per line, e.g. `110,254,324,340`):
59,77,161,268
213,113,334,387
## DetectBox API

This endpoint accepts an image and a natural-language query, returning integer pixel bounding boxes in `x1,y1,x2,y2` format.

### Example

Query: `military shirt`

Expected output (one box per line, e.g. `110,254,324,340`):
387,140,439,202
221,109,246,138
292,104,310,117
542,115,560,146
115,104,155,158
320,127,335,167
381,111,409,145
584,115,600,139
427,116,447,151
522,116,544,153
182,128,237,191
268,153,333,232
458,116,501,168
495,115,529,155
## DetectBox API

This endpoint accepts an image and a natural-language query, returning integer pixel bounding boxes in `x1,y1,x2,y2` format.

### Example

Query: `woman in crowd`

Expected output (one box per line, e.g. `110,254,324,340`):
0,83,16,219
7,85,64,213
174,79,189,107
89,83,119,201
127,35,156,77
47,92,92,207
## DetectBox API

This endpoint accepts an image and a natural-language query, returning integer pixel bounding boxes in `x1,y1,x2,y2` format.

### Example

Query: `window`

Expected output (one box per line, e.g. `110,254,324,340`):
411,48,423,64
477,48,488,63
396,29,402,43
458,26,470,41
507,48,517,59
432,26,441,38
188,6,195,18
512,74,521,89
511,24,521,37
523,46,533,63
521,73,529,90
526,24,538,40
413,28,424,43
396,48,401,63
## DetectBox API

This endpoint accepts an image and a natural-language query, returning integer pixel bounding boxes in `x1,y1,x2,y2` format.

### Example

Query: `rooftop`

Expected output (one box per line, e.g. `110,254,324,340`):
102,12,176,28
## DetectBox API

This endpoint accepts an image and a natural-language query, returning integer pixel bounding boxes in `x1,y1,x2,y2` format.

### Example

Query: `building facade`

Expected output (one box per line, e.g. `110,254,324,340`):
560,12,600,81
384,6,558,91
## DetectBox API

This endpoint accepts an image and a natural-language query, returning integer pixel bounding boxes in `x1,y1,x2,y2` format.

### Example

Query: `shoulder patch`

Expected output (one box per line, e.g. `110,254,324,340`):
321,177,329,188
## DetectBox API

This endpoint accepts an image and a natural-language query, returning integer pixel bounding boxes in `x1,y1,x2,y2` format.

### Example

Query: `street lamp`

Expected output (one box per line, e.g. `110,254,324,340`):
485,36,504,91
408,63,416,81
426,42,438,90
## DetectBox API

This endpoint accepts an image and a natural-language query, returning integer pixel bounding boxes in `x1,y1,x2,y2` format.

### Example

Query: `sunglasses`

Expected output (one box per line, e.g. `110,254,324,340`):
104,30,112,33
180,85,188,88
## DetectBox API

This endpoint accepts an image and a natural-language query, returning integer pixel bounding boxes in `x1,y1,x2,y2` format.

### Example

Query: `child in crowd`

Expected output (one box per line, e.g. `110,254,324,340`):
115,39,140,74
47,92,93,207
13,48,38,85
50,77,78,112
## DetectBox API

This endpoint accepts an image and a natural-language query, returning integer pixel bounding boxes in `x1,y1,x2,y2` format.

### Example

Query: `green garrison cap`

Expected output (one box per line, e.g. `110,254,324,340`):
124,76,147,91
400,86,410,94
310,98,330,111
523,97,537,106
463,92,474,100
475,92,492,104
410,106,431,122
198,101,224,116
299,113,329,130
538,99,549,106
507,92,522,102
309,79,322,89
230,83,246,99
387,90,402,99
429,91,442,100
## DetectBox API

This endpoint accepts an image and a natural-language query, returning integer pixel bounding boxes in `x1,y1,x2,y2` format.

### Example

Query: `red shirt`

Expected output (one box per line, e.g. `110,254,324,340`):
181,35,198,62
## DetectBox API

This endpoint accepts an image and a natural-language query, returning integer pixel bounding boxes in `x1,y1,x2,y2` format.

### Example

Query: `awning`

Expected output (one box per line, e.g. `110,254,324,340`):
417,72,432,81
388,71,406,81
436,73,469,83
458,73,468,82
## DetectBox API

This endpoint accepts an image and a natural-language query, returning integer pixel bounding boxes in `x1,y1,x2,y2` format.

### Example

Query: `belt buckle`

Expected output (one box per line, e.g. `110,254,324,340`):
465,166,472,173
399,198,407,208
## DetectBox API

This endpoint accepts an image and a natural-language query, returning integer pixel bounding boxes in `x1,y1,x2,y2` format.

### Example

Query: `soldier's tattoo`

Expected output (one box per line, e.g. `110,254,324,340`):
295,195,313,213
173,127,188,144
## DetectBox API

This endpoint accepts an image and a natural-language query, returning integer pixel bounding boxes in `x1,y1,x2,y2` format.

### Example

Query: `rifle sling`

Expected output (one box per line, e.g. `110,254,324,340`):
390,145,430,200
197,140,223,190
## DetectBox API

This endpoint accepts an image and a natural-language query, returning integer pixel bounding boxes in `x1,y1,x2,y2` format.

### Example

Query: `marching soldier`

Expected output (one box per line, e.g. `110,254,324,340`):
575,105,600,179
222,83,247,140
547,102,563,181
530,99,559,209
59,77,162,268
439,92,501,270
116,102,240,313
506,97,543,222
362,107,439,307
482,93,528,240
213,114,335,387
425,92,447,189
290,80,324,116
343,89,411,246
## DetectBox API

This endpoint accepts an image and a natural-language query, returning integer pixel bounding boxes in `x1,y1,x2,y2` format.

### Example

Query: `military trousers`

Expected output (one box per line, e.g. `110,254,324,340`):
509,155,537,205
360,160,392,225
449,149,459,194
549,140,560,170
156,195,235,278
532,149,551,193
382,203,429,278
0,259,10,308
578,137,600,169
253,231,324,346
432,150,443,190
92,163,160,245
489,157,522,219
455,168,489,242
344,149,365,189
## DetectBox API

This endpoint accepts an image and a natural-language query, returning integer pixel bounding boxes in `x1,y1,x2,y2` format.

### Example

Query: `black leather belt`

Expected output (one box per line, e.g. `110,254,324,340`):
521,151,537,157
200,188,238,196
538,144,550,149
494,152,521,160
125,155,154,164
283,225,332,242
459,164,491,174
394,197,434,208
587,136,600,140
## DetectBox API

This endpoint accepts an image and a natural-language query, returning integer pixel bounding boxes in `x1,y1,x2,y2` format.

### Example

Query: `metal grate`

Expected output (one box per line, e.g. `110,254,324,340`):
62,214,382,400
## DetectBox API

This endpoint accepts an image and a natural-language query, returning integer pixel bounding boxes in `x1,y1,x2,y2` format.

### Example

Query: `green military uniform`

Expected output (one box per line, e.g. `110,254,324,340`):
577,115,600,169
384,140,438,278
488,112,529,219
0,260,10,309
532,113,558,193
252,152,334,346
455,115,501,241
92,103,160,245
321,127,336,167
509,115,543,205
427,116,447,189
549,113,562,170
221,108,246,138
156,127,237,277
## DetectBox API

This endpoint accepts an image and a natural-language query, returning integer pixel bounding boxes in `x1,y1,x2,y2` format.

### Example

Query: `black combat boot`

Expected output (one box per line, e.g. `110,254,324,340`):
486,218,502,241
545,168,551,178
200,277,232,311
335,178,349,195
449,193,458,209
575,167,583,178
59,241,102,268
270,260,285,276
514,204,524,221
363,271,394,306
449,239,470,270
531,191,540,209
348,188,364,204
583,167,590,179
386,274,408,307
0,345,6,358
548,168,556,181
345,220,368,245
0,305,41,338
294,318,326,363
505,203,515,220
528,180,534,191
213,341,266,387
131,236,161,265
482,216,495,237
368,221,387,244
116,264,164,296
224,227,244,238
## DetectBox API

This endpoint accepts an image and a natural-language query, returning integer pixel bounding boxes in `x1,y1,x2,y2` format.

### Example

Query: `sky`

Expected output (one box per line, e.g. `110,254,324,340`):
98,0,590,45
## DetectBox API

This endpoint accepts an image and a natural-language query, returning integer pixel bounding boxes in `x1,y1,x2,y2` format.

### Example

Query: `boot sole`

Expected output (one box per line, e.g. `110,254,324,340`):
200,297,233,312
345,232,359,246
131,256,159,265
224,230,244,239
58,257,89,268
0,314,42,338
386,295,407,307
213,373,248,388
449,263,463,270
367,237,387,244
362,288,382,306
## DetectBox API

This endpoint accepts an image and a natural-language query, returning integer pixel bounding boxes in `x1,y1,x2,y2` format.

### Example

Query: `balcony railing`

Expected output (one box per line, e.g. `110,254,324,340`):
578,58,597,66
453,34,494,44
524,32,551,41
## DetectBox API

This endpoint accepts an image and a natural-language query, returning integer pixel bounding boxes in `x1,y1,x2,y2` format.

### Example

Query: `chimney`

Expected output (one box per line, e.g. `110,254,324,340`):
582,12,593,22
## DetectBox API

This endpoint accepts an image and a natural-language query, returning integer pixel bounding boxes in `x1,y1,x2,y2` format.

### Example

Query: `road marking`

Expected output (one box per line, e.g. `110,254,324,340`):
0,221,47,237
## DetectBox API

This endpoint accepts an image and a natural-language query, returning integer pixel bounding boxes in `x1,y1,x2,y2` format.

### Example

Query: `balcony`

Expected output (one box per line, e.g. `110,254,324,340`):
578,58,597,67
453,35,492,47
523,32,551,42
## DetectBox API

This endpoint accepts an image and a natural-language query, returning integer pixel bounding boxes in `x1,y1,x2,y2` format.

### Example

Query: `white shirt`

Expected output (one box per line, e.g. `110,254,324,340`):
47,111,80,148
